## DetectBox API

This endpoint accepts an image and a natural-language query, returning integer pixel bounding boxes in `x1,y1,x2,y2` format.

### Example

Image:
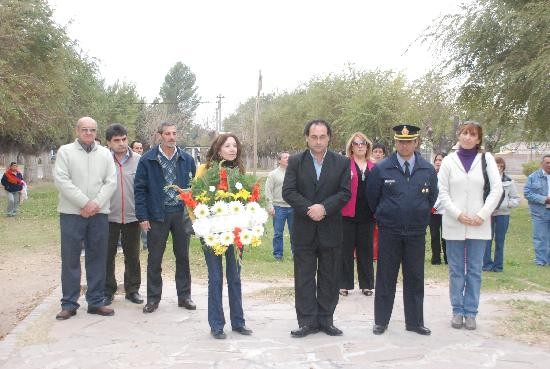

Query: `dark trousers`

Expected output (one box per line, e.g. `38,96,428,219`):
105,221,141,296
374,229,425,328
429,214,447,264
146,211,191,304
294,237,341,328
341,219,374,290
60,213,108,310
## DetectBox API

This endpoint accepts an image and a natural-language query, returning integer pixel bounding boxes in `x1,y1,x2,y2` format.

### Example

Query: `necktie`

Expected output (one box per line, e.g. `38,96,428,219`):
404,161,410,178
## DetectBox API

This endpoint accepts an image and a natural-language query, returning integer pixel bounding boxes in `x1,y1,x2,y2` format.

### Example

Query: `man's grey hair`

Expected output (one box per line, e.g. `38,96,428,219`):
277,151,289,161
157,122,177,134
542,154,550,161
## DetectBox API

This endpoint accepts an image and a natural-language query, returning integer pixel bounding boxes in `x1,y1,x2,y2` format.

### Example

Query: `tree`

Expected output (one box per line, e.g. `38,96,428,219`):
426,0,550,138
159,62,200,122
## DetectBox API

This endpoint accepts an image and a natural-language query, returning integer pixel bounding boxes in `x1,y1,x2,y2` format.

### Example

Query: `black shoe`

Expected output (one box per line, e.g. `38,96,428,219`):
406,325,431,336
142,302,159,313
373,324,388,335
320,324,343,336
125,292,144,304
178,297,196,310
431,260,442,265
290,325,319,338
103,295,113,306
87,306,115,316
232,326,253,335
211,330,226,339
56,309,77,320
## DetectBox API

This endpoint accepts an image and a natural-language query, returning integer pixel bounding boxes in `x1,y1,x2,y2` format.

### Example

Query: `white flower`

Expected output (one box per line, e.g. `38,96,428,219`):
235,182,243,190
219,231,234,246
192,218,211,237
252,208,269,225
211,201,228,216
193,204,210,219
210,215,234,233
204,233,219,247
228,201,245,215
209,186,216,192
252,225,264,237
245,202,261,213
240,229,253,245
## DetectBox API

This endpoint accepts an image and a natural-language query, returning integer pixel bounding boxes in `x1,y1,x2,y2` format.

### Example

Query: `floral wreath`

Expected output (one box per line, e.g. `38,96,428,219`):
170,161,267,261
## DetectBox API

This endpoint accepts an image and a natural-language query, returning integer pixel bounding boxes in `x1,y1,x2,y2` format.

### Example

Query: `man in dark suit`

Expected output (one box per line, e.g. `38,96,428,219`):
283,119,351,337
366,124,438,336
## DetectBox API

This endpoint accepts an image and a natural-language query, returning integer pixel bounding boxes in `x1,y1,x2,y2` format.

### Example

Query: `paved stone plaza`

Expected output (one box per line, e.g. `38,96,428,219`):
1,281,549,368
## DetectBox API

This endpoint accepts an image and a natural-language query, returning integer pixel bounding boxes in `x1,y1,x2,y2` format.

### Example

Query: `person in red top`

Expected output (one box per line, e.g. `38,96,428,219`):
371,143,387,261
340,132,376,297
1,162,24,217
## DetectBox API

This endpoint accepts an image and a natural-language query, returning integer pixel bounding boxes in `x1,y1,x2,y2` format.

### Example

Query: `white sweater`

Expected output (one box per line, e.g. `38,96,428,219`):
438,152,503,240
54,140,117,215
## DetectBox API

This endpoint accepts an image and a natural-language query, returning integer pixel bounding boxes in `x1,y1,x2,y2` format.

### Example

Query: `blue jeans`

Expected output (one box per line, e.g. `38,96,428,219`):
272,206,294,258
6,191,20,216
483,215,510,272
532,215,550,265
203,245,245,332
447,239,485,317
60,213,109,310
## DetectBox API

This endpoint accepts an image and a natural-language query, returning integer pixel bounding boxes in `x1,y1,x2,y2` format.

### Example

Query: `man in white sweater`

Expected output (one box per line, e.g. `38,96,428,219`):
54,117,117,320
265,151,294,260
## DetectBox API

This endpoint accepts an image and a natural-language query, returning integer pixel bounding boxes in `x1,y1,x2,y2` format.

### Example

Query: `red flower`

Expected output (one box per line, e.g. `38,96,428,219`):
218,168,229,191
233,227,243,249
248,183,261,202
179,192,198,209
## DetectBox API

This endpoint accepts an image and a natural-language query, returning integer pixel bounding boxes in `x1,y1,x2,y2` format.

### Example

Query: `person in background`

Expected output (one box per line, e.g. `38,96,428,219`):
340,132,375,297
104,124,143,306
523,154,550,266
482,157,520,272
367,125,438,336
134,122,196,314
438,121,502,331
429,153,447,265
283,119,351,338
53,117,117,320
2,162,24,217
130,140,147,249
371,142,387,262
197,133,252,339
265,151,294,260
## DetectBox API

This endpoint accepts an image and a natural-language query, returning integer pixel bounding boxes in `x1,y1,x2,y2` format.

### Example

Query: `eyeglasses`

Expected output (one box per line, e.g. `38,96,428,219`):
352,141,367,147
80,128,97,133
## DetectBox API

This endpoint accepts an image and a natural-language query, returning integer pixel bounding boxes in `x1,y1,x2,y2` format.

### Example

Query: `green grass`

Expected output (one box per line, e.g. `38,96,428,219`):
424,206,550,292
1,182,549,292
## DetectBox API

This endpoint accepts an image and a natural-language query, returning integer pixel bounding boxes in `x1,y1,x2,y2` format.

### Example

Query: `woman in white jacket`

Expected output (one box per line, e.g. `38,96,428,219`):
438,122,502,331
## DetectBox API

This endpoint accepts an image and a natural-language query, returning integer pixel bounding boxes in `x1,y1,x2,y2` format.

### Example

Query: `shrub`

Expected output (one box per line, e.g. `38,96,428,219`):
522,161,539,176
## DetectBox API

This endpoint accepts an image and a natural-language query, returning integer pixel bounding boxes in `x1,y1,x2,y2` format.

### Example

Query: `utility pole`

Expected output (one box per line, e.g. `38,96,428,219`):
216,94,225,132
253,70,262,176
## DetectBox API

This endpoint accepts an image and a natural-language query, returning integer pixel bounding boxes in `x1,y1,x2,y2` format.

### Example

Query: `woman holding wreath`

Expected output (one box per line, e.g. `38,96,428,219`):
196,133,252,339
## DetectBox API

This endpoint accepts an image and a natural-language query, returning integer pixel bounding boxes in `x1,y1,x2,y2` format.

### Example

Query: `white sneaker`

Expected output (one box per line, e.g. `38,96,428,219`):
451,314,463,329
464,316,476,330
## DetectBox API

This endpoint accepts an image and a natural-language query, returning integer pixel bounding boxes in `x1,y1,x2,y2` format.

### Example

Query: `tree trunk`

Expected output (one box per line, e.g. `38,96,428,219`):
40,152,54,181
22,154,38,183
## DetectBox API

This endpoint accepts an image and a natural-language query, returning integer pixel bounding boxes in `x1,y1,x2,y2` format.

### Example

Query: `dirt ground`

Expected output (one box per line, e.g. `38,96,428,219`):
0,249,60,340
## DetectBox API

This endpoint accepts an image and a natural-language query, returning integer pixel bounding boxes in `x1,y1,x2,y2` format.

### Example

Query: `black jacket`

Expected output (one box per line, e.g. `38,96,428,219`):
282,150,351,248
367,152,438,235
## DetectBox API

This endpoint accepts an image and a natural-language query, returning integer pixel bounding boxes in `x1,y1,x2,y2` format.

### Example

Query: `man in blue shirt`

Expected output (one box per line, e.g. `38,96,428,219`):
524,154,550,266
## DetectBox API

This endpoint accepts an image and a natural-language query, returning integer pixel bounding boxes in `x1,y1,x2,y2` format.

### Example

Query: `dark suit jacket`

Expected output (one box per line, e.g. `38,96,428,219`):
282,150,351,248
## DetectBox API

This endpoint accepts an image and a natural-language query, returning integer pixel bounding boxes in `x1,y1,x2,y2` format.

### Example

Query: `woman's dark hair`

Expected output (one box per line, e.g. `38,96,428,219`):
205,133,245,174
372,142,387,155
458,121,483,151
433,152,446,163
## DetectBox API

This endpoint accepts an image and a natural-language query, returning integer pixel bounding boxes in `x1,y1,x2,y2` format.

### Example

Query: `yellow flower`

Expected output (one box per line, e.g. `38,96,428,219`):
196,191,211,204
215,190,232,201
211,243,227,255
251,237,262,248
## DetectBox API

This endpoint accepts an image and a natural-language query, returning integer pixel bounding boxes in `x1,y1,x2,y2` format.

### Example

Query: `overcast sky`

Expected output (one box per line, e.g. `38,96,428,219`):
48,0,462,127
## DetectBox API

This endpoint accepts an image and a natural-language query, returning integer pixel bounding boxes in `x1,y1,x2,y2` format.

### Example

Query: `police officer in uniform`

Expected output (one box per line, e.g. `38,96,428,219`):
366,124,438,336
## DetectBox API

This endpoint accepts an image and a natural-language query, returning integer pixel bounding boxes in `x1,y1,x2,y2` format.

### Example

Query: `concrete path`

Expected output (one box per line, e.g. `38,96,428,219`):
1,280,549,369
